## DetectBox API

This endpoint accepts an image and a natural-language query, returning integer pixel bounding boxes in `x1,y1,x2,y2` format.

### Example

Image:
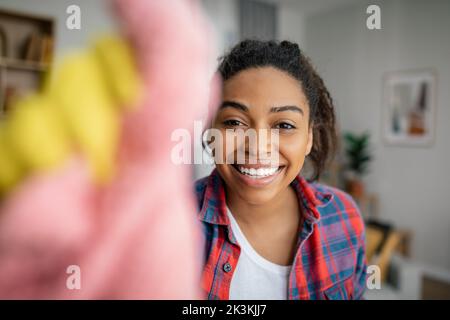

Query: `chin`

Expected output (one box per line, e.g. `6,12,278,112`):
235,187,281,206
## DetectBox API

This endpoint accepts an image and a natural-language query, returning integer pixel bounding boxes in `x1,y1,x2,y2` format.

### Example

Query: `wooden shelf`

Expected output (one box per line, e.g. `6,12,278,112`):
0,8,54,114
0,57,49,72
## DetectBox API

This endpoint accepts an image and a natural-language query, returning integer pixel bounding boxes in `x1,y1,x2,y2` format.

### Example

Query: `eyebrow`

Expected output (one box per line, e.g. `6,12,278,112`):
220,100,304,115
270,105,304,115
220,101,249,112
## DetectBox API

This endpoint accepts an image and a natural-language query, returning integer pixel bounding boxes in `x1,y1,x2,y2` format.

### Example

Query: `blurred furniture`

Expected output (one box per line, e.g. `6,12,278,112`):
365,254,450,300
365,220,411,282
0,8,54,116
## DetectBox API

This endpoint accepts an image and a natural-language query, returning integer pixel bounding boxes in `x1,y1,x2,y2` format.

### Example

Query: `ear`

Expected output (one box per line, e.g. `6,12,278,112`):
305,125,313,156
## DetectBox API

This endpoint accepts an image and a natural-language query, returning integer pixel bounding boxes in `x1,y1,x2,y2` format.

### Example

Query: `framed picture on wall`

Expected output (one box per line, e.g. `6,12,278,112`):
382,69,437,147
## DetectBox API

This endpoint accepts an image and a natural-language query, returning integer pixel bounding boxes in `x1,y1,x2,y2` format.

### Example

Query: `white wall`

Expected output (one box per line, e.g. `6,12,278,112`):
0,0,116,58
302,0,450,269
201,0,240,55
201,0,305,52
278,2,304,47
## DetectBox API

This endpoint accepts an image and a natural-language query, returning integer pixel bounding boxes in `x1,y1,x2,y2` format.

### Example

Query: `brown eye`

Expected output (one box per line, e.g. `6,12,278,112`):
274,122,296,130
223,119,245,127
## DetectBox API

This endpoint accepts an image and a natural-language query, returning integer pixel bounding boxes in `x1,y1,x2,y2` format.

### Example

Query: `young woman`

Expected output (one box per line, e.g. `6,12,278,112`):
195,40,367,300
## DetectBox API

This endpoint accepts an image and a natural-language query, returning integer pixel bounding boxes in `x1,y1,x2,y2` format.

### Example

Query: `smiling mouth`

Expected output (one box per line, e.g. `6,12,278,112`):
231,164,284,179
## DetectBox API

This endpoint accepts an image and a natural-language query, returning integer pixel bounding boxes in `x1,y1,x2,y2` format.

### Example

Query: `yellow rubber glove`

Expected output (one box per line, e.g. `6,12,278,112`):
0,126,23,194
94,36,142,110
48,50,119,183
6,95,71,173
0,35,141,195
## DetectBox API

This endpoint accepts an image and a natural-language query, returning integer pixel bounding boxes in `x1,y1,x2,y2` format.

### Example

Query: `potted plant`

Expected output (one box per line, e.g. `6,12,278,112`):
343,132,372,198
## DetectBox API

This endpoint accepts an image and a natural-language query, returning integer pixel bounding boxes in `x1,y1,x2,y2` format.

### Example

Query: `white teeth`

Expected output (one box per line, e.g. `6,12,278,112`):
237,166,279,178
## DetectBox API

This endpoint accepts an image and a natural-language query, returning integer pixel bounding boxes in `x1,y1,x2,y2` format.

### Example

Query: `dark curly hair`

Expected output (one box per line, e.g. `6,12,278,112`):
217,39,337,181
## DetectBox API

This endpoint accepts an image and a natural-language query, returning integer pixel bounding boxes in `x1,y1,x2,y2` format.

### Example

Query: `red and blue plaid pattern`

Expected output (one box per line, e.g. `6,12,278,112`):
195,169,367,300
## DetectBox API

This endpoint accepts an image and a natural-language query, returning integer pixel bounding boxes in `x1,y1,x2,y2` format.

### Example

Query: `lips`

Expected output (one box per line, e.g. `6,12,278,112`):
230,163,285,187
229,163,284,187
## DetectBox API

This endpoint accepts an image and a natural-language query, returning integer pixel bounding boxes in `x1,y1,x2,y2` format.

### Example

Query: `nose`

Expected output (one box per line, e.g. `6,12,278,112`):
236,127,280,165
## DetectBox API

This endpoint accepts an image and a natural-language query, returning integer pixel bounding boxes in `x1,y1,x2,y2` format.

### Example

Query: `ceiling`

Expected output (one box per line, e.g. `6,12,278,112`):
259,0,360,16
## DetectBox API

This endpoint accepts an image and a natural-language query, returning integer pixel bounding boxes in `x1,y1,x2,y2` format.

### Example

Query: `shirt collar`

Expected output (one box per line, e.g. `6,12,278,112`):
198,169,334,226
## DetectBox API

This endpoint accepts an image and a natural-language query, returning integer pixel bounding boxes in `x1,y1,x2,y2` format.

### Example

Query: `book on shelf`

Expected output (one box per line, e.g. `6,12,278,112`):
24,33,40,62
40,35,53,65
23,33,53,65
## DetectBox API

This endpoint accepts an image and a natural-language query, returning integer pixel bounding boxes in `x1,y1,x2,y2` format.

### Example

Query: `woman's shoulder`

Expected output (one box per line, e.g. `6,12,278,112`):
307,181,365,234
310,181,359,209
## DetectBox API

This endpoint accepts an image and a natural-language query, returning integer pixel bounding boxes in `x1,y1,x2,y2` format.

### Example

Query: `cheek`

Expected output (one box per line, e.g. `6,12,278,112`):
279,132,310,168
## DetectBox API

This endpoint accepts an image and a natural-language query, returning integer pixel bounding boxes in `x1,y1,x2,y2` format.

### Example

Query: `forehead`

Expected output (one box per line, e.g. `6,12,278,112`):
222,66,309,110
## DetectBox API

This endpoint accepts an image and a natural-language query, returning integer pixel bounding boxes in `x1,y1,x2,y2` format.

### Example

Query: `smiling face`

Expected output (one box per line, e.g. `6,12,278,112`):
212,66,313,205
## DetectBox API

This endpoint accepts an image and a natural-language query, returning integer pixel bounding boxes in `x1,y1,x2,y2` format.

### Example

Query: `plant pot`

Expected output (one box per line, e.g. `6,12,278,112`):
346,179,365,198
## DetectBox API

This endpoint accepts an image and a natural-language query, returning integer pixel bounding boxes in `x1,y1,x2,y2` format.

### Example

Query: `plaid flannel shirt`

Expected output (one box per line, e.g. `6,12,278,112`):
195,169,367,300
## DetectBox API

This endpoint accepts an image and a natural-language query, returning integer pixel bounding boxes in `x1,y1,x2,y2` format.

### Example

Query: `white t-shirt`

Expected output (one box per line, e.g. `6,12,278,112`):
226,208,291,300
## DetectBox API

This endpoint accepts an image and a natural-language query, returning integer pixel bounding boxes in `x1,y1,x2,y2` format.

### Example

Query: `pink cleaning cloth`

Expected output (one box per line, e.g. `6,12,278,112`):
0,0,218,299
